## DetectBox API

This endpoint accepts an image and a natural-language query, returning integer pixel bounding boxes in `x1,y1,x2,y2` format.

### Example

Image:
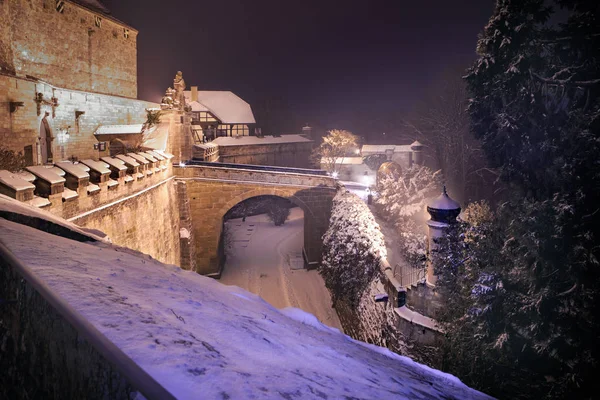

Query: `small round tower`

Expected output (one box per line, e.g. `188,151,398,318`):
426,186,461,285
410,140,424,166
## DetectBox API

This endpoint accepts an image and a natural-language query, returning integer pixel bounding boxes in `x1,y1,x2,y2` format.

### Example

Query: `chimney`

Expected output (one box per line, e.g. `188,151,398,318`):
191,86,198,102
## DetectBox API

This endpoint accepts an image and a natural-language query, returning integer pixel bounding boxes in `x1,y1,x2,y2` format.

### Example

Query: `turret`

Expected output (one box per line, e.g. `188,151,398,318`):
426,186,460,285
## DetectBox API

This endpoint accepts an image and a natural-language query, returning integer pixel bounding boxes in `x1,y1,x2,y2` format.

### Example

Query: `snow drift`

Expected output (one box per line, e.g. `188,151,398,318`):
0,197,492,399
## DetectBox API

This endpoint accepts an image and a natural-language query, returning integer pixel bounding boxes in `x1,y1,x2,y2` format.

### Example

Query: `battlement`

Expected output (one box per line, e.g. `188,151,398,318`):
0,150,174,221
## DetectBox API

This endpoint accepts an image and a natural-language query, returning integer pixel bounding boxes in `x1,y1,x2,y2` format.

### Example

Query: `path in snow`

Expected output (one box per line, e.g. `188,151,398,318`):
220,208,343,331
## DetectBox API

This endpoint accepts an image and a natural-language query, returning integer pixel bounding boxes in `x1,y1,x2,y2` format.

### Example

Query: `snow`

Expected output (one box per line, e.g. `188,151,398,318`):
183,91,256,124
53,162,90,179
395,306,439,331
25,165,65,184
321,156,364,165
0,194,106,241
212,134,311,146
142,124,169,151
101,157,128,171
0,170,35,191
220,209,343,331
115,154,141,167
361,144,413,154
95,124,144,136
81,159,111,175
0,198,492,399
128,153,150,165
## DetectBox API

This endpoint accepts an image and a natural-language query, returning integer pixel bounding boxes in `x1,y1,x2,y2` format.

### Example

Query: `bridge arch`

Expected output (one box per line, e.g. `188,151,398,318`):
218,188,316,221
175,164,337,276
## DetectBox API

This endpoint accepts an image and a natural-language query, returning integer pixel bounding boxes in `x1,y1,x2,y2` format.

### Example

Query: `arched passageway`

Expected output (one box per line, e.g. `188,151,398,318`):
219,195,341,330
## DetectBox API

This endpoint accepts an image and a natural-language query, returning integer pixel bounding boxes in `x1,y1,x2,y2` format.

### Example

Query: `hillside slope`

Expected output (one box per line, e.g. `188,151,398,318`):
0,196,492,399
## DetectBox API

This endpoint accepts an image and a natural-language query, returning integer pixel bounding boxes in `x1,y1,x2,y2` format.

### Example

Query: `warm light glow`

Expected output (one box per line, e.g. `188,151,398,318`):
331,171,339,179
179,162,186,167
355,149,360,155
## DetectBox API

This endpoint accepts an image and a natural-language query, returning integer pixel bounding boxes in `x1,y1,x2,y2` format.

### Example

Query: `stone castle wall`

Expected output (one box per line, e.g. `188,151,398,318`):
0,0,138,98
73,178,181,267
217,142,313,168
175,165,336,275
0,246,136,399
0,74,157,163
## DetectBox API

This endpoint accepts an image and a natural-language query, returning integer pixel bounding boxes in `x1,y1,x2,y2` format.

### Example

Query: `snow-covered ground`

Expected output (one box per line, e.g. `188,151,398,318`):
0,196,493,399
220,208,343,331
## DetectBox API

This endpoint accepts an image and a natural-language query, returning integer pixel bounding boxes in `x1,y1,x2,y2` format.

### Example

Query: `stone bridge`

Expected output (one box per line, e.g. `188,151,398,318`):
174,163,338,276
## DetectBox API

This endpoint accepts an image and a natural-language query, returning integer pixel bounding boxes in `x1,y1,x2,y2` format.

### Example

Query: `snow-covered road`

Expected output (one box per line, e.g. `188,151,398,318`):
220,208,343,331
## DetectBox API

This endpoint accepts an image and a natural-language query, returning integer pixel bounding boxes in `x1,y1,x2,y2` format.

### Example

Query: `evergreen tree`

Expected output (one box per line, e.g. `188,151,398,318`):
434,0,600,398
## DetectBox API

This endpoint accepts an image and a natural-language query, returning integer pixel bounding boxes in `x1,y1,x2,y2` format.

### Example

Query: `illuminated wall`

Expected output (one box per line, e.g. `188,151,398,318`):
0,0,138,98
0,75,157,163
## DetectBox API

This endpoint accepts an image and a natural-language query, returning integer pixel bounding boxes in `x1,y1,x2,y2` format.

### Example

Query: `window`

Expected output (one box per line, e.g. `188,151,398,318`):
123,29,130,39
94,16,102,28
55,0,65,13
191,112,217,124
230,125,248,136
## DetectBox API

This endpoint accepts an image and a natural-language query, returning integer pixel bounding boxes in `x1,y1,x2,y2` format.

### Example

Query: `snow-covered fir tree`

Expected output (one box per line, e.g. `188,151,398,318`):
433,1,600,398
376,165,441,269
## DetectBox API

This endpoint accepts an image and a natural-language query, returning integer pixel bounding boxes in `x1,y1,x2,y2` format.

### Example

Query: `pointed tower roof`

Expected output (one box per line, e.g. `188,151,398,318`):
427,186,461,223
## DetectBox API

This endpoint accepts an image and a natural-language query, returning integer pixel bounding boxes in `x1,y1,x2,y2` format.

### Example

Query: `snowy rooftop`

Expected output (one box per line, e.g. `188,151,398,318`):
212,134,312,146
362,144,413,153
184,91,256,124
0,196,490,400
95,124,145,136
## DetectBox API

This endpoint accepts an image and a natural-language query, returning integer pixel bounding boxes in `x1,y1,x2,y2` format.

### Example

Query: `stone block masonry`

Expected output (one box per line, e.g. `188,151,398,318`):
175,164,337,275
0,245,136,399
72,175,182,267
1,0,138,98
0,74,158,163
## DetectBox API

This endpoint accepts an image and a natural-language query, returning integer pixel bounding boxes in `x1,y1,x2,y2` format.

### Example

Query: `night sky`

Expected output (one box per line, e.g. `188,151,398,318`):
102,0,494,139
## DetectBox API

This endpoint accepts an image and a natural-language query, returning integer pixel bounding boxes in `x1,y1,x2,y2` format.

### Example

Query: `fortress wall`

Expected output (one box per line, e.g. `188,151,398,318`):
72,177,182,267
1,0,138,98
0,74,157,162
217,142,314,168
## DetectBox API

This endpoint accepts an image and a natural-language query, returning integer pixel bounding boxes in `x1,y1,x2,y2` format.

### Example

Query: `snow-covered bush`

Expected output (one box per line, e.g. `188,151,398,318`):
375,165,441,269
320,189,386,307
376,165,441,221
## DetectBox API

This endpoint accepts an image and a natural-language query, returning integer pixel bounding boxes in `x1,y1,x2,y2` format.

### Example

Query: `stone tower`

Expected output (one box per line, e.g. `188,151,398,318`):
426,186,461,285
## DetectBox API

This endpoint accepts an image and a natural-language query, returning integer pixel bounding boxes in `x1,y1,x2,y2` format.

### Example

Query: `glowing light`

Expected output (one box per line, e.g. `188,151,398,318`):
331,171,339,179
179,162,186,167
354,149,360,155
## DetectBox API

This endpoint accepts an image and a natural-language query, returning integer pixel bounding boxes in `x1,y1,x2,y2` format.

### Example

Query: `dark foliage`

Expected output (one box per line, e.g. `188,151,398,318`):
434,1,600,398
0,146,27,172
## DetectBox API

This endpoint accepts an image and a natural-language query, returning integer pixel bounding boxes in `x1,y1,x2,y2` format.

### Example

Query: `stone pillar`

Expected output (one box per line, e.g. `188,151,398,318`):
426,186,460,286
165,110,192,164
411,140,424,166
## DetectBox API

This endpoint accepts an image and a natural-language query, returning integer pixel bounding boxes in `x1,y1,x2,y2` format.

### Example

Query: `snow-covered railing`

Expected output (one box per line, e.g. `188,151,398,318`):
0,239,176,400
175,163,336,188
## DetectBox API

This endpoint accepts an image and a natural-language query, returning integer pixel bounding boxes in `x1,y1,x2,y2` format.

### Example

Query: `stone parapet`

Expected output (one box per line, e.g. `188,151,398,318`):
0,155,174,221
175,164,336,189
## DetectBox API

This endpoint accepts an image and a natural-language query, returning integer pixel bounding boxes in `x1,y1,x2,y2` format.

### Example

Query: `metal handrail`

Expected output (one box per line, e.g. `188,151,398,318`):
0,238,176,400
